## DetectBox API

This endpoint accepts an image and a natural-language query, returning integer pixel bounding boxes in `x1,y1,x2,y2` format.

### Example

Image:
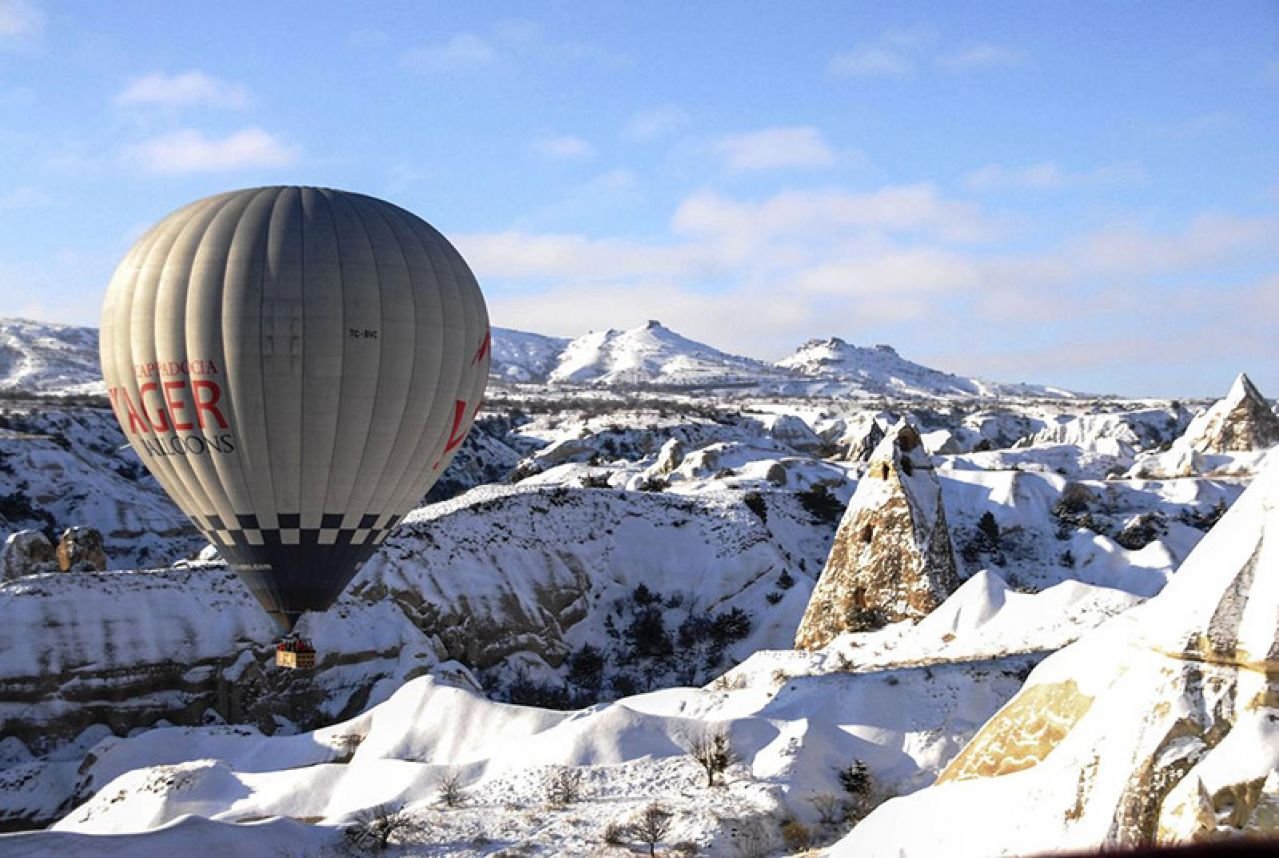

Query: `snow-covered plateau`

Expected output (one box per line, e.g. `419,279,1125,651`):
0,317,1276,855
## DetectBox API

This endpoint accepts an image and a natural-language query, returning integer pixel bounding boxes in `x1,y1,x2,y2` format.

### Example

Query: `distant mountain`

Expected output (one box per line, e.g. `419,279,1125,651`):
0,317,1076,400
490,327,569,383
545,320,783,388
0,319,103,397
775,337,1077,399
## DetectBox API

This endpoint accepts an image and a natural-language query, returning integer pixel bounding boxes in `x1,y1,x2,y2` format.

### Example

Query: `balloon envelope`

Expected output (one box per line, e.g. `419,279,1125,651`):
100,186,490,630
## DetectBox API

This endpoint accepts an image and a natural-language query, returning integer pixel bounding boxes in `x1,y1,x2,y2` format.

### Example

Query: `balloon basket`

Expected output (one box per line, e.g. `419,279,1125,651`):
275,637,316,670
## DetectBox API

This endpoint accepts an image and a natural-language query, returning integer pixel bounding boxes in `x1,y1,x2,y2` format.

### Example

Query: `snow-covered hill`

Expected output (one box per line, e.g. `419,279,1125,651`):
777,337,1075,399
489,327,569,383
546,320,783,388
0,319,103,397
0,317,1080,400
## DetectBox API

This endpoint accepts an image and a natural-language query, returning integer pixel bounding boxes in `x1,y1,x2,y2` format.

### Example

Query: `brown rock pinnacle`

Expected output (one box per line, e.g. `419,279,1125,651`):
794,422,960,650
1185,373,1279,454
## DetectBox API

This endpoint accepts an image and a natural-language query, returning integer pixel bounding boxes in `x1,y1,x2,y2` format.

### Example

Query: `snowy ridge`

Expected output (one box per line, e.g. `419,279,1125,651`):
777,337,1076,399
0,318,1079,400
0,319,104,397
546,320,781,388
489,327,569,383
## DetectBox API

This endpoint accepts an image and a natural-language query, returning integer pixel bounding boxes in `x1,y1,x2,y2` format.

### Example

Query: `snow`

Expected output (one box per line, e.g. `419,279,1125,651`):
0,316,1276,853
0,319,103,397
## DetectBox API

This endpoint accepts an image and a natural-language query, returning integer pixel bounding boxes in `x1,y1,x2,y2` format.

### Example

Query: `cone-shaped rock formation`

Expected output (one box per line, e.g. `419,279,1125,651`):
795,422,960,649
1184,372,1279,454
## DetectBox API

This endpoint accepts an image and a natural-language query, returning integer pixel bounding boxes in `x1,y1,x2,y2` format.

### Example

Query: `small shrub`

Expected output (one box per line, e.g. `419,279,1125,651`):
637,475,667,492
684,726,736,787
808,792,843,826
438,768,466,808
776,569,795,590
631,803,674,856
836,759,871,797
779,818,812,851
796,485,844,525
543,766,584,807
344,803,426,852
602,819,628,845
579,471,611,489
765,591,783,605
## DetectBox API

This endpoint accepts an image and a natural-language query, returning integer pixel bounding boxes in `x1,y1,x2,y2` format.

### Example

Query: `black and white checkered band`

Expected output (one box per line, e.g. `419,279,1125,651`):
191,512,403,549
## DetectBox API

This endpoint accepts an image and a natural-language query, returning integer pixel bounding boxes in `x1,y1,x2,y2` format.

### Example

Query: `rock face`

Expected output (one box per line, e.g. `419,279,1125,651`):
55,527,107,572
1184,373,1279,454
844,419,885,463
0,531,56,581
795,423,960,649
834,459,1279,855
651,437,685,475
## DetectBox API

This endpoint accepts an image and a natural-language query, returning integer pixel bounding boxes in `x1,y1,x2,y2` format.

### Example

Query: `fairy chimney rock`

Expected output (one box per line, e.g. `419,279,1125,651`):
795,422,960,650
1183,373,1279,454
56,527,108,572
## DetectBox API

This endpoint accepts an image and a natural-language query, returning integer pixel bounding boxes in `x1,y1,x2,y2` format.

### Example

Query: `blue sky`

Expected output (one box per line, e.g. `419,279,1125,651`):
1,1,1276,397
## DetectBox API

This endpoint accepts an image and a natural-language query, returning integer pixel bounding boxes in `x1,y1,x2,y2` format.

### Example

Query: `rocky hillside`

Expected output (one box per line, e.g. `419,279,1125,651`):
777,337,1075,399
0,319,103,397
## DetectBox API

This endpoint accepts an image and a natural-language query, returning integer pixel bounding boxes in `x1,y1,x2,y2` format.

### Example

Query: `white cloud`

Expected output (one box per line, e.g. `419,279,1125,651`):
672,184,995,244
831,29,1026,79
938,43,1025,70
0,0,43,48
116,71,250,109
456,181,1279,386
0,185,50,211
713,126,836,171
963,161,1146,191
401,23,625,75
124,127,299,174
401,33,498,74
530,135,594,160
828,45,913,78
623,105,689,141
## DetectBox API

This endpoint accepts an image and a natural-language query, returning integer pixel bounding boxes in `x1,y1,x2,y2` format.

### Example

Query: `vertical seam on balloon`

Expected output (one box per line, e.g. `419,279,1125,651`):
225,186,280,529
385,218,461,513
372,210,445,514
339,195,387,517
140,195,229,524
164,192,242,529
353,195,417,518
197,190,259,530
318,188,347,527
294,188,307,529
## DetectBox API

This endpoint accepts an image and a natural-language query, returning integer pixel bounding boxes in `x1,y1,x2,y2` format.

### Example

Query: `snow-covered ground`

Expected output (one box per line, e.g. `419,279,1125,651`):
0,316,1274,854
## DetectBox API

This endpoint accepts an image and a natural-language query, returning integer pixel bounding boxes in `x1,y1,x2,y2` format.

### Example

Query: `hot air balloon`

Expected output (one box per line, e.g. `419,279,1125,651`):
100,187,490,662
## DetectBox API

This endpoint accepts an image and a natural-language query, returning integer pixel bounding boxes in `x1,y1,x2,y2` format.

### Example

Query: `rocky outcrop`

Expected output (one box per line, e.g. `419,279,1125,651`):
651,437,685,475
844,419,885,463
834,459,1279,856
766,414,823,453
1,531,56,581
55,527,107,572
1184,373,1279,454
795,422,960,650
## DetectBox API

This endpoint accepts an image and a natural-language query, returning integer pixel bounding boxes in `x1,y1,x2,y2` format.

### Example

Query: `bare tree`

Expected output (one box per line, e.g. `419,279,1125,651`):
684,725,737,787
437,768,466,808
543,765,585,807
629,803,674,857
807,791,843,827
343,803,426,852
